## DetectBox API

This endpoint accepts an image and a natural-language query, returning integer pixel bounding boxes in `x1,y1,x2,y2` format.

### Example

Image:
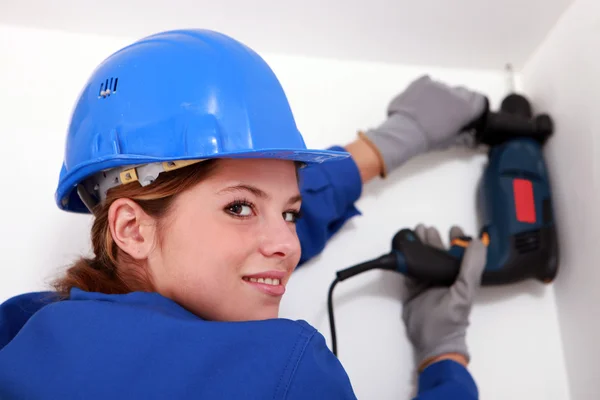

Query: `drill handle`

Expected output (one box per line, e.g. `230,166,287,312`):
392,229,462,286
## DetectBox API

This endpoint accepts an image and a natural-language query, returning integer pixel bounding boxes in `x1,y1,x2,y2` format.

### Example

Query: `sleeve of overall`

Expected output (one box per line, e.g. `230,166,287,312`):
296,146,363,266
284,330,357,399
414,360,479,400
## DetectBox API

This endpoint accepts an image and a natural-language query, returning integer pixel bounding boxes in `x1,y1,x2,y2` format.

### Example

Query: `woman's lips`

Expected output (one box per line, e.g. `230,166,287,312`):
242,271,287,296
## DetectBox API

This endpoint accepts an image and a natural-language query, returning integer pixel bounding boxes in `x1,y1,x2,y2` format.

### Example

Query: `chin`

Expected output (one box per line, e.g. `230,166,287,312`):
247,305,280,321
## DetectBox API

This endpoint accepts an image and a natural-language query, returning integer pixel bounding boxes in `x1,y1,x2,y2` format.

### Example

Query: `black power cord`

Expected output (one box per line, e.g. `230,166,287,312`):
326,252,398,357
327,276,341,355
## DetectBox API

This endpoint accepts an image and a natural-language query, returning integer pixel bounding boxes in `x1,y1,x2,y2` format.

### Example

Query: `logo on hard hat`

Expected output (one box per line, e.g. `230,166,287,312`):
98,77,119,98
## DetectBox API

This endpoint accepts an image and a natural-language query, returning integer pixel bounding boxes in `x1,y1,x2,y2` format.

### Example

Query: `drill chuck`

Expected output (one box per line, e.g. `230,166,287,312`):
475,93,554,147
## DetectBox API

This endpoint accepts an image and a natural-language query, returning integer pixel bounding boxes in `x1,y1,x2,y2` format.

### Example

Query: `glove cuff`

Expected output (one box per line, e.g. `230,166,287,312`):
417,334,469,370
361,113,427,176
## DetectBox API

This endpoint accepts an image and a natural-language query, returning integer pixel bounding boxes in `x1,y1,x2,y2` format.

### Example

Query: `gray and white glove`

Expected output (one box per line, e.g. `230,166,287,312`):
401,224,487,368
361,75,488,177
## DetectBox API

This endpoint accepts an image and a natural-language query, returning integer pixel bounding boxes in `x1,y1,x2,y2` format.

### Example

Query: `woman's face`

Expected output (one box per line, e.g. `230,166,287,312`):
149,158,302,321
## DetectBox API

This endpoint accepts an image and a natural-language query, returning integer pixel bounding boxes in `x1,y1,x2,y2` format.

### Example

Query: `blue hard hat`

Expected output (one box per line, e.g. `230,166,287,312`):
56,29,349,213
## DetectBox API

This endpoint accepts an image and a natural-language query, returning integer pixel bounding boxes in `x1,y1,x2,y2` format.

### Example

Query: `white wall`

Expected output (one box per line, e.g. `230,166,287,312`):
521,0,600,398
0,24,570,399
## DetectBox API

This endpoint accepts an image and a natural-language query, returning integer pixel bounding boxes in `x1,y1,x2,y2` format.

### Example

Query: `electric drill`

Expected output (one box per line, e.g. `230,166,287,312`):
327,91,559,356
335,92,559,287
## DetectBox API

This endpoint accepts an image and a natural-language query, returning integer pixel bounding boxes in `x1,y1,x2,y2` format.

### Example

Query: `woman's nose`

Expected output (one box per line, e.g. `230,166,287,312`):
258,218,300,259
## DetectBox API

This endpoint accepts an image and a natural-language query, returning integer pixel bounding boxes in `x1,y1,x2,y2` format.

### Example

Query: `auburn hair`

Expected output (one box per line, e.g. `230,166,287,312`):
51,160,219,299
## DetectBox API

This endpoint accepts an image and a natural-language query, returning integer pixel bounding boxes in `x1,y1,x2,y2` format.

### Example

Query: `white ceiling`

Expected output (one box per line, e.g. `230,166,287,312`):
2,0,574,70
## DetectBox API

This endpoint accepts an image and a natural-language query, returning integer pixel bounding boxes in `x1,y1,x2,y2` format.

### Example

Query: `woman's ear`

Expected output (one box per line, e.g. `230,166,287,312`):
108,198,157,260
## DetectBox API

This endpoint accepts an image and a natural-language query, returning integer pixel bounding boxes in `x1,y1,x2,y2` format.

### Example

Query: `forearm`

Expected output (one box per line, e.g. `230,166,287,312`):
295,146,363,265
294,137,385,266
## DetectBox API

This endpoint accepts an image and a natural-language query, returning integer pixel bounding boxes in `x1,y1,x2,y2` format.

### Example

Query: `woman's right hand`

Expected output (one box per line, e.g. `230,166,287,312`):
401,224,487,371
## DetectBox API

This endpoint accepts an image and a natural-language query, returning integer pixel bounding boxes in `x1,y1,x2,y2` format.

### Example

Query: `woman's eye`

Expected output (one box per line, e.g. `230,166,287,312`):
283,211,301,223
229,203,253,217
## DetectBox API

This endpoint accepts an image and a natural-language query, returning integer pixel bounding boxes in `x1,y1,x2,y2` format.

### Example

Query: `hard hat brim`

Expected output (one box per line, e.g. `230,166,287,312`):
56,147,350,214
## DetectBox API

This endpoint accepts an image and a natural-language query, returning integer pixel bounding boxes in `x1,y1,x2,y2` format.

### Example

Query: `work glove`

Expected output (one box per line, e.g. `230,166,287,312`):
401,224,487,370
360,75,488,177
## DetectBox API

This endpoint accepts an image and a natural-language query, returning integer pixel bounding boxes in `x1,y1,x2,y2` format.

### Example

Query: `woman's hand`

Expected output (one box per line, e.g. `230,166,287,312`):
401,224,487,372
358,75,488,178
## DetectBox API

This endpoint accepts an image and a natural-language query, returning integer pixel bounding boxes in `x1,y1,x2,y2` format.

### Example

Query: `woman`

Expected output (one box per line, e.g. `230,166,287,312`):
0,29,487,399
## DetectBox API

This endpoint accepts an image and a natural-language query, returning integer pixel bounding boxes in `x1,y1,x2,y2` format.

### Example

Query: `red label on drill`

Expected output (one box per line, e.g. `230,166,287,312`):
513,179,536,223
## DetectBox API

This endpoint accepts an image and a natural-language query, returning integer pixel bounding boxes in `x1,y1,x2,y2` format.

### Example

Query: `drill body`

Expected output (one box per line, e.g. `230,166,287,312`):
477,137,558,284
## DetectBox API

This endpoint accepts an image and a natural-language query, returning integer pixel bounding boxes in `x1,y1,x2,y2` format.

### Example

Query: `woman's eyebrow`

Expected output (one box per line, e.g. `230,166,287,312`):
218,184,267,198
218,184,302,204
288,194,302,204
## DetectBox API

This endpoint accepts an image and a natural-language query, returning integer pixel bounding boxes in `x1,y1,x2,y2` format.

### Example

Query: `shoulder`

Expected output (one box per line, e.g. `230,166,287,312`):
278,323,357,399
234,318,356,399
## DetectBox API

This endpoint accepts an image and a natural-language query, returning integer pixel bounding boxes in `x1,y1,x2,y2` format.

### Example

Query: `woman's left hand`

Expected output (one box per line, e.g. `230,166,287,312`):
401,223,487,371
359,75,488,177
